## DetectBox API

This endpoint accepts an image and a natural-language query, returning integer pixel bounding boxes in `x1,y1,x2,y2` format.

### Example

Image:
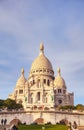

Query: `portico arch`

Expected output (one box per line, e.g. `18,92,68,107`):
34,118,44,124
10,118,22,126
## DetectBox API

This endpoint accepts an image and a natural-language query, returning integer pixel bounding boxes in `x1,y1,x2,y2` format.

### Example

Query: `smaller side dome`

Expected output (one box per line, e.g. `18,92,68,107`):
54,68,66,88
16,68,27,86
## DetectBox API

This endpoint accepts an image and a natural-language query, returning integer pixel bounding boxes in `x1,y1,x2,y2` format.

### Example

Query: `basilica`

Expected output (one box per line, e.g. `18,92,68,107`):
9,43,74,110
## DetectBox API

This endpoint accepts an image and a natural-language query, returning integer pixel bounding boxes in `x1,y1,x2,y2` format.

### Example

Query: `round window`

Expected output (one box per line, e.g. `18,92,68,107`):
58,99,62,104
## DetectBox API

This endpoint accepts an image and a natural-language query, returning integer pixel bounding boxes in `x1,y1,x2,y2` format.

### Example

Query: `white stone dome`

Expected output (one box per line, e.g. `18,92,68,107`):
54,68,66,88
16,68,27,86
31,54,53,71
29,43,54,78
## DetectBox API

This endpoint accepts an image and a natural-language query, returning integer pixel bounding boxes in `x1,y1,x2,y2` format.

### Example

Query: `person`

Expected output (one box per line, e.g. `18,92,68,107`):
4,119,7,125
69,122,78,130
73,121,77,129
1,119,3,125
12,125,18,130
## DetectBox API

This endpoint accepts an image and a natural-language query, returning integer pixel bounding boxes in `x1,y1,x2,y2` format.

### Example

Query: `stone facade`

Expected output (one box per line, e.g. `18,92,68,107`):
9,43,74,110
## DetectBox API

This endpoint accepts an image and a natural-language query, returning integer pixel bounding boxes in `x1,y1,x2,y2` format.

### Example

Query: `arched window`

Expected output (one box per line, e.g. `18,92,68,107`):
37,92,40,101
33,80,35,84
30,93,33,103
44,79,46,84
47,80,50,86
37,79,40,88
54,90,56,94
58,89,61,93
19,89,23,94
58,99,62,104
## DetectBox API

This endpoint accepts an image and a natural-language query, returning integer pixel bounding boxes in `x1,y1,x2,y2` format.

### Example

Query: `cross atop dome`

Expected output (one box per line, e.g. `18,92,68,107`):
39,42,44,55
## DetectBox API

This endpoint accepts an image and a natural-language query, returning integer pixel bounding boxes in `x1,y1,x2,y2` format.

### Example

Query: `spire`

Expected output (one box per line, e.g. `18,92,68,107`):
57,67,61,76
21,68,24,76
39,42,44,55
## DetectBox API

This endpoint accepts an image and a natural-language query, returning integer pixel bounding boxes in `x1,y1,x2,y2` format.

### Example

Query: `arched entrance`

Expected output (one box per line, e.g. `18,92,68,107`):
10,118,22,126
34,118,44,124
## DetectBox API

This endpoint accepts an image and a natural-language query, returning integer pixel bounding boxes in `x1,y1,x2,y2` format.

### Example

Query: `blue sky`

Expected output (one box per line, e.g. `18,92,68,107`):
0,0,84,105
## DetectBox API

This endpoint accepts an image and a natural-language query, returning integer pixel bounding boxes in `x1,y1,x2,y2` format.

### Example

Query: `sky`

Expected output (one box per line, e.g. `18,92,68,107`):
0,0,84,105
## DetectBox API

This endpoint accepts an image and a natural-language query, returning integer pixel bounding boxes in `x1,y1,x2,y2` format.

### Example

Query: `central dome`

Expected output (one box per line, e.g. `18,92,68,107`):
31,54,53,71
29,43,54,78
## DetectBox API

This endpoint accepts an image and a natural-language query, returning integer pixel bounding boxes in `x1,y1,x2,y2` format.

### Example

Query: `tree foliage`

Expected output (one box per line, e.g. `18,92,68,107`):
0,98,23,110
75,104,84,111
59,105,75,111
59,104,84,111
0,99,4,108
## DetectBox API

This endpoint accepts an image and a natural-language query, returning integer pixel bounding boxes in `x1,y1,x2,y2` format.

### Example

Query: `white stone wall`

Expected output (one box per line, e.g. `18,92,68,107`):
0,111,84,126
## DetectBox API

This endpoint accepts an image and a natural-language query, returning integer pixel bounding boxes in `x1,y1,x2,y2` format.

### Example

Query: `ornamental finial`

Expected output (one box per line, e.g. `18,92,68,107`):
57,67,61,76
21,68,24,76
39,42,44,55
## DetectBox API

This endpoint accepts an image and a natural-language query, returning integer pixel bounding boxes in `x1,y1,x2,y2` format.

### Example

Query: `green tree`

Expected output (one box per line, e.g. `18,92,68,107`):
0,99,4,109
76,104,84,111
0,98,23,110
59,105,75,111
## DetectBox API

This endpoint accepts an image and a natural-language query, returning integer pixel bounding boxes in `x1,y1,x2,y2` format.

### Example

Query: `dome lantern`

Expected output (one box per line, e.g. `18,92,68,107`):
21,68,24,76
57,67,61,76
39,42,44,55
